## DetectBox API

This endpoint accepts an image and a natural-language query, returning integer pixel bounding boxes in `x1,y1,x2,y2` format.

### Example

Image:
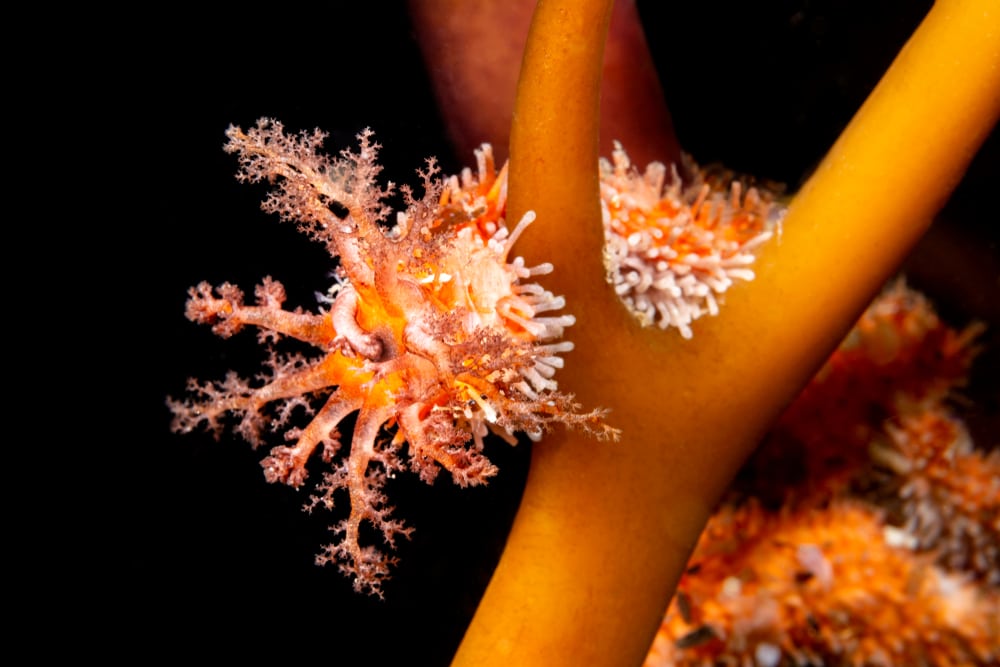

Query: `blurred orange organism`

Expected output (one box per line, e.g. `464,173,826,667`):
646,500,998,667
646,282,999,666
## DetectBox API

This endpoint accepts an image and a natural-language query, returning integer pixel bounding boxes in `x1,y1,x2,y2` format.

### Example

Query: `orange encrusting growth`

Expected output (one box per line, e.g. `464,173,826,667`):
169,120,615,597
646,283,999,666
646,502,999,667
746,280,986,499
879,403,1000,585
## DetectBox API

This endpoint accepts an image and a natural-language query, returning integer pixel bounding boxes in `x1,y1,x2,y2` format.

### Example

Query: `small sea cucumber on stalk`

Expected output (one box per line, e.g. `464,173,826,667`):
600,143,784,338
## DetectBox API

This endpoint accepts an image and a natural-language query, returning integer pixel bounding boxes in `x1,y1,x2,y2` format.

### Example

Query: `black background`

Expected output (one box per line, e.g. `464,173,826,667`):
106,1,996,664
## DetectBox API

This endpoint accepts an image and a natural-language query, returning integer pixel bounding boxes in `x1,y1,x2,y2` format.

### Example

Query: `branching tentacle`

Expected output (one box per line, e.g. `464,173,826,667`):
261,388,363,488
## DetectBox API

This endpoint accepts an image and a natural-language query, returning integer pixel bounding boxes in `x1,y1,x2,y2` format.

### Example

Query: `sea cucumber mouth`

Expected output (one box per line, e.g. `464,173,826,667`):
367,326,399,363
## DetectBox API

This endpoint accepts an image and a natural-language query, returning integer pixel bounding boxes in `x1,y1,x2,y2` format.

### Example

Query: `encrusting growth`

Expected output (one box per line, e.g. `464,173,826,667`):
645,282,999,666
600,143,783,338
646,500,998,667
168,119,616,596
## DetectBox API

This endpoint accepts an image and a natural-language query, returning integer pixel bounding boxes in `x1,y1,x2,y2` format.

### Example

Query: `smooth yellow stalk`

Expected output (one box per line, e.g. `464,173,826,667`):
452,1,1000,665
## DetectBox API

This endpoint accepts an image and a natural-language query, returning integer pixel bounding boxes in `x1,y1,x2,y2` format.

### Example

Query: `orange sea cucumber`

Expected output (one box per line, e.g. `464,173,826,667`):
168,119,616,596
